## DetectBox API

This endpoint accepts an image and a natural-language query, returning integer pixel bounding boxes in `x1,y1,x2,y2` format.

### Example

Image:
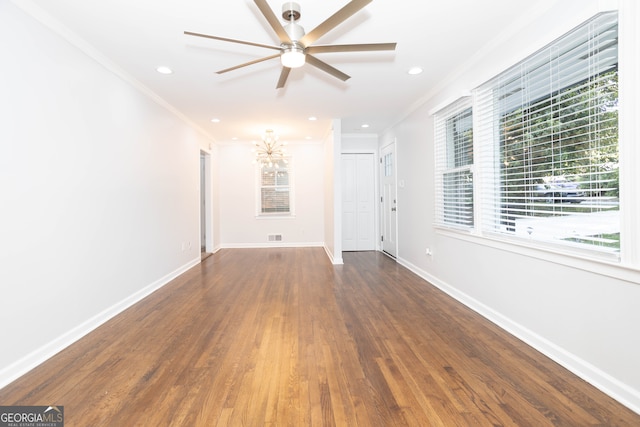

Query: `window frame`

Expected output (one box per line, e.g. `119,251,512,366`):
255,156,295,218
473,11,620,260
434,97,475,230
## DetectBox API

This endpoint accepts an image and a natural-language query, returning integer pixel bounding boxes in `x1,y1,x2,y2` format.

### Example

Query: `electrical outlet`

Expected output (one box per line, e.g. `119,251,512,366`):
425,248,433,256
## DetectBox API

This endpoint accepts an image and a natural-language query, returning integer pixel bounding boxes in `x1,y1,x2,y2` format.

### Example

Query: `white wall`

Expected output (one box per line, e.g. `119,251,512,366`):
217,141,324,247
323,121,343,264
342,134,378,152
382,0,640,413
0,2,211,386
209,144,222,252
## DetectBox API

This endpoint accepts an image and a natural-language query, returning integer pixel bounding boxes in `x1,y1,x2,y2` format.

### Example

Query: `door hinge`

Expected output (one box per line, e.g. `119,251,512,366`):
381,196,383,203
381,235,384,242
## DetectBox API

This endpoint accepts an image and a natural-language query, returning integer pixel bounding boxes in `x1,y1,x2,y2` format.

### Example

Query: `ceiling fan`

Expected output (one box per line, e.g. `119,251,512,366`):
184,0,396,89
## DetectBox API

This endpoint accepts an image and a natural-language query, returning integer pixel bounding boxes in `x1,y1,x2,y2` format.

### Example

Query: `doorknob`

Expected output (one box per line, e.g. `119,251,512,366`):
391,207,396,212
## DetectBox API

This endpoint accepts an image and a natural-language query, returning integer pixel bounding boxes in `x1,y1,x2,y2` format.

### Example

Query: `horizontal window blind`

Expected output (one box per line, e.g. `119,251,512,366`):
475,12,619,255
260,158,291,214
434,98,474,229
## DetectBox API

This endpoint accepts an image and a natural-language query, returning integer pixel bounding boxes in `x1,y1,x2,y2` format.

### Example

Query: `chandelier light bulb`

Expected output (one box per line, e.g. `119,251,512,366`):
253,130,287,168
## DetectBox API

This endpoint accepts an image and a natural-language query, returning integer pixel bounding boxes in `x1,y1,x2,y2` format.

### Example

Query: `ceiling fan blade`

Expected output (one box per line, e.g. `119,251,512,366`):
306,42,397,54
216,54,281,74
254,0,292,44
276,67,291,89
184,31,281,51
305,54,350,82
299,0,372,47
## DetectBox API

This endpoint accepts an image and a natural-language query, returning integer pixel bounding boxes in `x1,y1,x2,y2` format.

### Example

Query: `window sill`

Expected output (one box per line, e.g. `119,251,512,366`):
434,226,640,284
255,214,296,220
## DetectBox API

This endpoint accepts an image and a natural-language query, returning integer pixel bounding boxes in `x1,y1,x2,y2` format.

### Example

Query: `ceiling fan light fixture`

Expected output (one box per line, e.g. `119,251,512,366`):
281,46,305,68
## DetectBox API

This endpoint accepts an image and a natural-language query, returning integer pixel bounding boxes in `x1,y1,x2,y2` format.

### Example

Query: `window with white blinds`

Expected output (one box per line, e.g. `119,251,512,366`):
475,12,619,256
258,158,292,215
434,98,474,229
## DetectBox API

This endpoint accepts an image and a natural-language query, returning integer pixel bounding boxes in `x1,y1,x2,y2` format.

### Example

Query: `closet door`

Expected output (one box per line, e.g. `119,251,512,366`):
342,153,375,251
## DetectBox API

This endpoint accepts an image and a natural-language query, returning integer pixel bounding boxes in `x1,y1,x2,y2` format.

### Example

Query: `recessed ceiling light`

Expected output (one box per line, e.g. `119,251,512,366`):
305,136,312,140
156,66,173,74
232,137,238,141
408,66,423,75
361,124,370,128
211,118,220,123
308,116,317,121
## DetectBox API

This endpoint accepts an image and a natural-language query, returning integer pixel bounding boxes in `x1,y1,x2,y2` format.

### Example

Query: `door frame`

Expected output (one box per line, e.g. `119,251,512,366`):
380,140,398,258
200,150,213,255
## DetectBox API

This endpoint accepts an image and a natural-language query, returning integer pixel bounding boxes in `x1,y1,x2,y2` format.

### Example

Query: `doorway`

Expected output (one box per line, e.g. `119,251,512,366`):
200,151,212,260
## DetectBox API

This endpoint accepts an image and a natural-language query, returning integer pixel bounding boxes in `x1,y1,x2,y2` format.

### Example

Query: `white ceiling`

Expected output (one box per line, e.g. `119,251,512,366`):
25,0,541,144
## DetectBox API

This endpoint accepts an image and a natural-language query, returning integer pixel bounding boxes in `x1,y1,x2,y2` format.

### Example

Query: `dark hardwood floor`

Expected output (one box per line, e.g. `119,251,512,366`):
1,248,638,426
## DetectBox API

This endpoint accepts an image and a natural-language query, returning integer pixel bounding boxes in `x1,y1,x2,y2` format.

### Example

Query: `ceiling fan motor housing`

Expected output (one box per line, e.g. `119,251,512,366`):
282,2,304,42
284,23,305,42
282,2,301,21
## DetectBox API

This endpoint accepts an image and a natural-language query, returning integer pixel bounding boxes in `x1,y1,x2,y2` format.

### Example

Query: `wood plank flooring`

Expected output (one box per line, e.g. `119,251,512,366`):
1,248,638,426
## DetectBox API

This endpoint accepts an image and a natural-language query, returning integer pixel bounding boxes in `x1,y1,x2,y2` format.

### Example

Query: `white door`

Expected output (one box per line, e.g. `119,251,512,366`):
381,143,397,257
342,153,375,251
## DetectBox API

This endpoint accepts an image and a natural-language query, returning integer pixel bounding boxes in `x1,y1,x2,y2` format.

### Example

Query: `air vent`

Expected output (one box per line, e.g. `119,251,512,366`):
267,234,283,242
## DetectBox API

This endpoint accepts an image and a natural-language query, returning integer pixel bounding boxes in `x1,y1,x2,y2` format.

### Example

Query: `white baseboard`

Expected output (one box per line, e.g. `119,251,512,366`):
0,256,201,390
323,245,344,265
396,255,640,416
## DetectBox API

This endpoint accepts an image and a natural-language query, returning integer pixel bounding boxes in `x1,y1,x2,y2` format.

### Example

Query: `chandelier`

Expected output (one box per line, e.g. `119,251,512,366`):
252,129,288,168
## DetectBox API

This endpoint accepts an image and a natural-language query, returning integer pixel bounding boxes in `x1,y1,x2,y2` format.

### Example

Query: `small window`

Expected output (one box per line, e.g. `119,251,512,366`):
435,99,474,228
384,152,393,177
258,158,292,215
